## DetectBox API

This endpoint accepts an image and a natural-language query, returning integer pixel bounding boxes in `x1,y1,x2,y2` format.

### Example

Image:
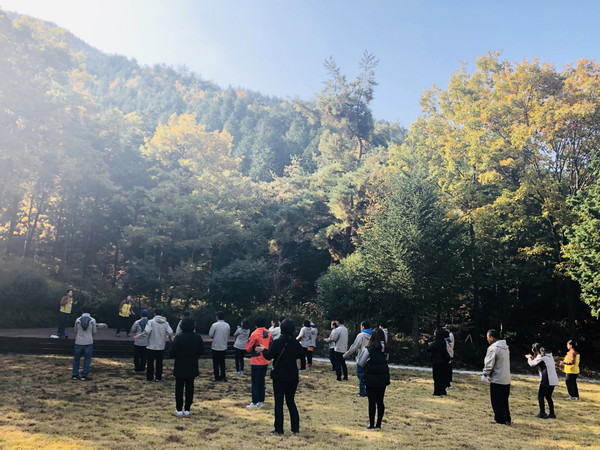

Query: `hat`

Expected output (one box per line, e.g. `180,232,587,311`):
443,324,451,330
310,322,315,326
141,309,148,316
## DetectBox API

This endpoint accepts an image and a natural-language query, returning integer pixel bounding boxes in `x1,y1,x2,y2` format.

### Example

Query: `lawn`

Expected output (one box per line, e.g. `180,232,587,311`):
0,354,598,449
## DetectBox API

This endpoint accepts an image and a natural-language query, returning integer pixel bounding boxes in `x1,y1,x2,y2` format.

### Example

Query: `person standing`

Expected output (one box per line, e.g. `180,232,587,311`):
343,321,372,397
427,328,451,396
130,309,149,372
306,322,318,369
116,295,135,337
331,318,349,381
58,289,76,338
134,308,173,382
296,320,312,370
269,317,284,341
444,325,455,389
559,340,580,400
325,320,338,371
208,311,231,382
245,317,272,408
233,320,250,375
169,317,204,417
258,319,303,435
526,343,558,419
175,311,191,336
357,328,390,430
482,329,511,425
71,310,97,381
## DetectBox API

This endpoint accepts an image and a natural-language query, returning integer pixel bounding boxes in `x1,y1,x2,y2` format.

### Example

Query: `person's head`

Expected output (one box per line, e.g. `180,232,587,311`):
154,308,163,316
336,318,344,325
66,289,73,297
126,295,132,302
181,310,191,319
434,328,446,340
379,322,388,330
361,320,370,331
255,316,266,328
278,316,286,325
140,309,148,317
567,340,579,352
368,328,387,352
180,317,195,332
240,319,249,329
304,320,311,328
217,311,225,320
531,342,544,357
486,329,501,344
443,324,452,332
280,319,295,336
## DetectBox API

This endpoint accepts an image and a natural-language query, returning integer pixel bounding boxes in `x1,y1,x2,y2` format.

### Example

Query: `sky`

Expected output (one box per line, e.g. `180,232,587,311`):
1,0,599,126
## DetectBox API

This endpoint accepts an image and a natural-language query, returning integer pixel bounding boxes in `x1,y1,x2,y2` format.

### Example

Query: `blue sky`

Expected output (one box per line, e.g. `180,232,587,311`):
2,0,599,126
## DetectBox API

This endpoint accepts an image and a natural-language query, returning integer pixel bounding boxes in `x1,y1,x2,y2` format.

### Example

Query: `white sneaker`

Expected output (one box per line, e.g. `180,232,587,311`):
175,410,183,416
246,403,258,408
183,411,190,417
256,402,264,408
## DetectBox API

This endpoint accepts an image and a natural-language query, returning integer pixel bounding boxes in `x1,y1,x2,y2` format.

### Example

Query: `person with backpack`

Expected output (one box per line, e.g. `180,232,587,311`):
71,310,97,381
134,308,173,382
357,328,390,429
344,320,373,397
130,309,150,372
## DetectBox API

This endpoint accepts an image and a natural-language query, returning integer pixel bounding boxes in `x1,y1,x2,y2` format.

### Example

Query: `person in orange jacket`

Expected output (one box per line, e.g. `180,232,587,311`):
245,317,272,408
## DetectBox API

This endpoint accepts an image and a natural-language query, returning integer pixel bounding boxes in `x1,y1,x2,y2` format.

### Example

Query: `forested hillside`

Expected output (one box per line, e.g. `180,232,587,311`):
1,10,599,363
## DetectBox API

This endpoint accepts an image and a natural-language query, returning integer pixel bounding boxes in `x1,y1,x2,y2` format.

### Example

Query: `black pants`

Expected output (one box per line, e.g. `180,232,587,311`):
146,349,164,381
175,377,195,411
273,379,299,433
333,351,347,380
432,363,447,395
300,347,307,370
490,383,511,424
57,312,70,337
235,348,245,372
117,316,130,335
306,349,313,366
538,384,555,415
133,345,147,371
329,348,336,370
446,360,453,386
366,385,387,427
565,374,579,398
212,350,227,380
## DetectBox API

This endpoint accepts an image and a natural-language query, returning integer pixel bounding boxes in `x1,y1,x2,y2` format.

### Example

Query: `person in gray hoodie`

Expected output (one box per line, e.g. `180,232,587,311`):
233,319,250,374
526,343,558,419
343,321,372,397
325,318,348,381
130,309,149,372
482,329,511,425
71,311,97,381
134,308,173,382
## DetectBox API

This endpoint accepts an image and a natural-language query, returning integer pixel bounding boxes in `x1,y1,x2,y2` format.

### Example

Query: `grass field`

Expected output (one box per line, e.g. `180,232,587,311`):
0,354,599,449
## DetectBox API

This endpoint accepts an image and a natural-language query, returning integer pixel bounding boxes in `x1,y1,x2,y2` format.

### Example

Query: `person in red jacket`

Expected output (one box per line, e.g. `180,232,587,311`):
245,317,272,408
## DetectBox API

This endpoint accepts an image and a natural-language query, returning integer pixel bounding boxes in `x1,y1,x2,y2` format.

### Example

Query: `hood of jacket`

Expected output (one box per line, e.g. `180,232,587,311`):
153,315,167,324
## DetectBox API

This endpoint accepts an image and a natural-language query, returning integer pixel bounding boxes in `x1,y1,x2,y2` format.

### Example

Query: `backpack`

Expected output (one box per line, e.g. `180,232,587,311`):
80,316,92,330
138,318,148,332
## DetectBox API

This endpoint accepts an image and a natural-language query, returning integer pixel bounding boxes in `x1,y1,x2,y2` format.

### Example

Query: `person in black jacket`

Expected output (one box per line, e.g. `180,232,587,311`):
358,328,390,430
256,318,303,435
169,317,204,417
426,328,451,396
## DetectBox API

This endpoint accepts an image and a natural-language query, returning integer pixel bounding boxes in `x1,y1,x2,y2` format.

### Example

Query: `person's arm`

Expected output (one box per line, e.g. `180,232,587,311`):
169,335,180,358
296,328,305,341
91,320,97,336
234,327,242,337
526,354,542,368
60,296,69,306
261,338,281,361
135,320,152,339
482,347,496,377
344,334,361,359
208,323,215,338
245,333,256,353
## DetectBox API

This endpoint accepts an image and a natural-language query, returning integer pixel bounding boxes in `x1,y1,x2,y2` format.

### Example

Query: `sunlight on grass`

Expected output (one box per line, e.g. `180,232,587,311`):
1,354,600,449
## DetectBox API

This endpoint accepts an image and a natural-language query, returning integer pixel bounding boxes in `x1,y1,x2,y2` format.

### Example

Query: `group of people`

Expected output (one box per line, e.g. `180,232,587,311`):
62,292,583,433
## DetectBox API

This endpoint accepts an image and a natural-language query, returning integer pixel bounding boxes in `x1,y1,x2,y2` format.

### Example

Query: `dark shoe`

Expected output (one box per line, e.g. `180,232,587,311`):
490,421,511,425
336,377,342,381
71,375,79,380
365,425,377,430
291,430,299,434
116,333,121,337
270,430,283,435
154,379,163,382
535,412,548,419
343,377,348,381
547,413,556,419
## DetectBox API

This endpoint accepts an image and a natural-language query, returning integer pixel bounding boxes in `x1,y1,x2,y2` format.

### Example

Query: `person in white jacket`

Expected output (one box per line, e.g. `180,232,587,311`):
135,308,173,382
526,343,558,419
482,329,511,425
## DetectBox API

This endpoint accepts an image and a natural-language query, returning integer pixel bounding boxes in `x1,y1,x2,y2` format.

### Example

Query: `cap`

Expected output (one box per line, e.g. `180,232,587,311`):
141,309,148,316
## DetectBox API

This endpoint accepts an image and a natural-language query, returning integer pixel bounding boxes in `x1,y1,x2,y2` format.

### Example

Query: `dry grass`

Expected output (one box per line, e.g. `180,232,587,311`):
0,354,599,449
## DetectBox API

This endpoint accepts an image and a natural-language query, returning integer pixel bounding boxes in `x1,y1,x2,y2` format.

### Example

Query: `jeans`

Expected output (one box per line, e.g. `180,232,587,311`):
565,374,579,398
273,380,299,433
490,383,511,424
235,349,245,372
175,377,195,411
134,345,147,371
366,385,387,427
212,350,227,380
251,364,268,404
356,364,367,396
146,349,164,381
72,344,93,377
